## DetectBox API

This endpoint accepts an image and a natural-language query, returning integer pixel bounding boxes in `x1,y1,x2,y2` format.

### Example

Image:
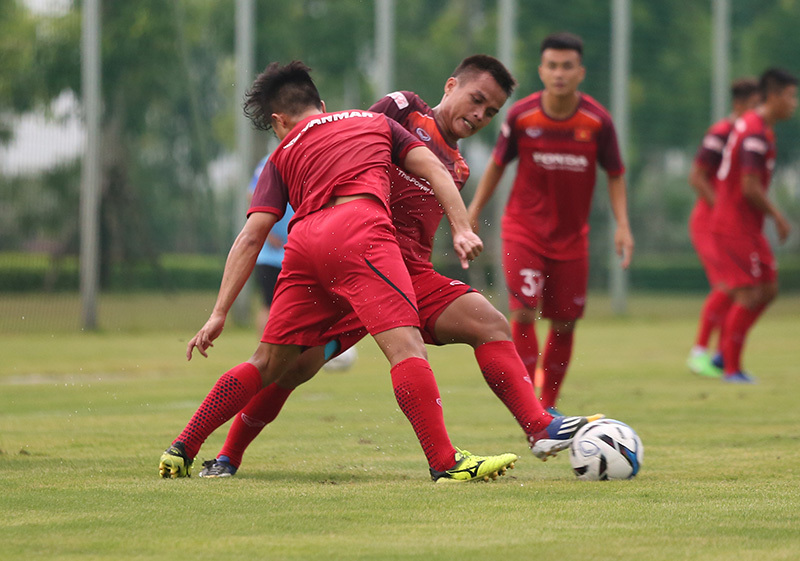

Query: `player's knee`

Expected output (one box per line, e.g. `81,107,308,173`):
374,326,427,365
511,307,537,324
760,283,778,306
551,319,577,335
477,308,513,342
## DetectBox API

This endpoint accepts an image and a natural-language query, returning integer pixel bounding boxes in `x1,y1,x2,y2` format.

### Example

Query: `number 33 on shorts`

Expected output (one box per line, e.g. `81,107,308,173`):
520,268,544,298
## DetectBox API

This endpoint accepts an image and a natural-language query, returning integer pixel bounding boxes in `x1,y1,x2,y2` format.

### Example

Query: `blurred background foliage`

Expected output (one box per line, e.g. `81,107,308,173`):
1,0,799,298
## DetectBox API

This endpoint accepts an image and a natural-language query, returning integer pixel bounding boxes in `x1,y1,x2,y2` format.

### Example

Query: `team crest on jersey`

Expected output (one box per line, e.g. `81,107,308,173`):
415,127,432,141
388,91,409,109
454,159,468,182
525,127,543,138
574,128,592,142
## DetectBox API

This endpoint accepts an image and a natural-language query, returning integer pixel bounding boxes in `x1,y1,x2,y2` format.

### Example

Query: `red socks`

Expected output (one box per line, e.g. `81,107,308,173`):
511,319,539,379
721,303,764,375
540,329,574,410
174,362,263,459
391,357,457,472
695,289,733,349
217,383,294,468
475,340,551,437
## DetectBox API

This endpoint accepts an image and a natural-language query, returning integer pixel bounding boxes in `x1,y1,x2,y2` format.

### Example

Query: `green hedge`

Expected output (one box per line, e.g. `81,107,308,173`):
0,253,224,292
2,252,799,293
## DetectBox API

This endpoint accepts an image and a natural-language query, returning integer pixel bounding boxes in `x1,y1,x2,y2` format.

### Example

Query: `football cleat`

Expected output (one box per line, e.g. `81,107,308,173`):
198,459,237,478
687,350,722,378
545,406,564,417
530,414,605,460
430,448,518,483
159,441,193,478
722,371,757,384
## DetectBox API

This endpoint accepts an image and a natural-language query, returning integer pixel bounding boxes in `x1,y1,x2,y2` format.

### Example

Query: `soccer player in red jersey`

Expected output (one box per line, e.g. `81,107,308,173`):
159,61,519,482
686,78,759,378
468,32,633,415
710,68,796,384
197,56,602,479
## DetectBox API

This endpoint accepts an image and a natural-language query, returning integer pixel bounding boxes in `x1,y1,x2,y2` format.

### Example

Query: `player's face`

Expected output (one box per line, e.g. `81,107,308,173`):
440,71,508,140
539,48,585,98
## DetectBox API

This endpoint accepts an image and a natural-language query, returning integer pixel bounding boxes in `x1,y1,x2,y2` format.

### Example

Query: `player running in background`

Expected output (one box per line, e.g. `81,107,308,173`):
159,61,519,482
686,78,759,378
198,55,602,479
468,32,633,415
710,67,796,384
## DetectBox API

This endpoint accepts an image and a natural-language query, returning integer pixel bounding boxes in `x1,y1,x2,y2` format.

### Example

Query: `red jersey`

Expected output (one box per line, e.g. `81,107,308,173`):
492,92,624,260
370,91,470,265
248,110,424,228
690,117,735,224
711,110,776,236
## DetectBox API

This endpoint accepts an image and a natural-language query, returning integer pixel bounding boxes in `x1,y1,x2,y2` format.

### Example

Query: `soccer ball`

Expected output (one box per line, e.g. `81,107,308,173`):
322,346,358,372
568,419,643,481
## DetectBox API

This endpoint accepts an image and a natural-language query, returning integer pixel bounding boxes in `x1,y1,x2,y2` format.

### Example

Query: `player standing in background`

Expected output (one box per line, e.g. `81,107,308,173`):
249,155,357,370
468,32,633,415
711,67,797,384
686,78,759,378
159,60,519,483
248,155,294,333
198,55,602,479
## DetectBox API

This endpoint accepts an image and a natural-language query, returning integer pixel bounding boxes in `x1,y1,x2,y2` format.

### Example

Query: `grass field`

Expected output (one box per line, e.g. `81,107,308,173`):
2,292,799,560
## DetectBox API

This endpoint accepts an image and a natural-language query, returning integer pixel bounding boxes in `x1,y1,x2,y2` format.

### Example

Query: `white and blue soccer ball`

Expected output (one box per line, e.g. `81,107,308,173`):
568,419,643,481
322,346,358,372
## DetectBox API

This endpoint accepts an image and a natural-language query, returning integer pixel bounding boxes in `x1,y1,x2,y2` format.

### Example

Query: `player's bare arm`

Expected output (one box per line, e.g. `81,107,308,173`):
607,174,634,269
402,145,483,267
741,172,791,241
467,159,506,233
187,211,279,360
688,163,716,205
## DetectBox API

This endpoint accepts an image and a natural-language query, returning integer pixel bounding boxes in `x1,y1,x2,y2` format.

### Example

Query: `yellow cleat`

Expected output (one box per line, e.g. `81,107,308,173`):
430,448,519,483
158,442,193,478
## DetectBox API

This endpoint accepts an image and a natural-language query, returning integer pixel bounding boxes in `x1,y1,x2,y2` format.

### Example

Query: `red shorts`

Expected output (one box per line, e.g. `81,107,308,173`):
711,232,777,289
407,261,476,345
689,209,723,286
503,239,588,321
262,199,420,348
322,260,476,352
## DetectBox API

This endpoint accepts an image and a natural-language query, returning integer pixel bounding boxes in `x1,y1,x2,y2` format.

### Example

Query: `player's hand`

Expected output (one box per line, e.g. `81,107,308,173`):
614,225,634,269
186,312,226,360
452,229,484,269
775,213,792,242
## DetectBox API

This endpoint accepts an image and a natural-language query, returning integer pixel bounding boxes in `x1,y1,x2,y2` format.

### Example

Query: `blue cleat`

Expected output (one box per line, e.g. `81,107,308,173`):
198,458,238,478
722,371,757,384
530,414,605,460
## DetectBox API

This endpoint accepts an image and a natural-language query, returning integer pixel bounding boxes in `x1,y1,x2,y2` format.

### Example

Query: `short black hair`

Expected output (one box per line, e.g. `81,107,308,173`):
730,77,758,101
243,60,323,131
540,32,583,60
758,67,798,99
451,54,517,97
